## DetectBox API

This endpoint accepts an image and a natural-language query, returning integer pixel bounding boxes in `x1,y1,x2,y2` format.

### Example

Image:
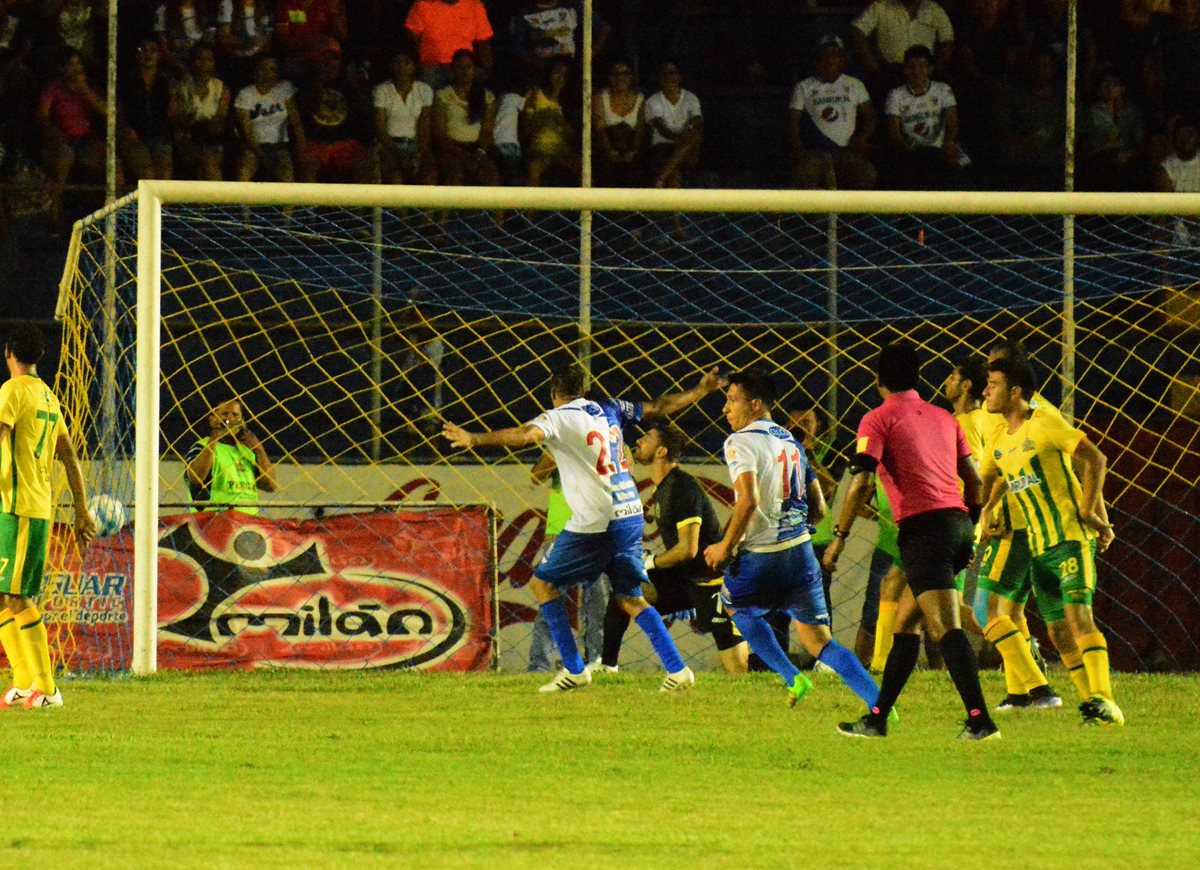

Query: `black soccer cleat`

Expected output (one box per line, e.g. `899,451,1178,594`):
1028,685,1063,709
957,716,1001,741
837,714,887,739
996,693,1032,712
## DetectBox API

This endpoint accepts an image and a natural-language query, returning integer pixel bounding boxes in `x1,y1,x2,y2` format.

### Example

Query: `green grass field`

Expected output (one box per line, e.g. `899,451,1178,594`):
6,669,1198,868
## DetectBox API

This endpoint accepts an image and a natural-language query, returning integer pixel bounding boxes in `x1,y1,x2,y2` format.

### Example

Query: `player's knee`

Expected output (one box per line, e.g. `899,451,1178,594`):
615,594,647,618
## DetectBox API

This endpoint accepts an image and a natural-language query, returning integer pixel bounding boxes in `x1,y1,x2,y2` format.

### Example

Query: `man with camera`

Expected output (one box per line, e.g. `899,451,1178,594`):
185,398,278,513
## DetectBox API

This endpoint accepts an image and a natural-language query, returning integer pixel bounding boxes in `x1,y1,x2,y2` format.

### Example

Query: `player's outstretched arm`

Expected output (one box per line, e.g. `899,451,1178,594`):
442,421,546,450
642,367,726,419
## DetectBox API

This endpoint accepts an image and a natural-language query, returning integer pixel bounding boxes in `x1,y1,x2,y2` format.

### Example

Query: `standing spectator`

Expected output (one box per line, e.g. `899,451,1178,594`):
171,44,231,181
42,0,105,73
215,0,273,87
884,44,967,190
373,49,437,185
273,0,347,81
644,60,701,190
185,396,279,512
296,45,374,182
788,34,876,190
432,48,498,186
592,60,644,188
154,1,219,75
405,0,493,90
506,0,611,125
520,58,579,186
850,0,955,99
234,55,303,182
1153,115,1200,245
1080,72,1147,191
119,38,177,182
38,49,114,225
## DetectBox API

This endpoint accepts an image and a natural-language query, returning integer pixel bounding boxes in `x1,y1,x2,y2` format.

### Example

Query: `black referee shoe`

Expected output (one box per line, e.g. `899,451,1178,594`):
957,717,1001,741
837,714,887,738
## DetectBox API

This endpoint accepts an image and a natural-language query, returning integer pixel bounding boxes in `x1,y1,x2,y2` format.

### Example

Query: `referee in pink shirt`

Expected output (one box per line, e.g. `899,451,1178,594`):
823,342,998,740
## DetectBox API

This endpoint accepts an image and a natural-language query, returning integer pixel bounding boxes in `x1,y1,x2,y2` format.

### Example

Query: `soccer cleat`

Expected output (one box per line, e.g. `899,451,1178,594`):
23,689,64,709
887,705,901,723
595,663,619,674
957,717,1001,741
1080,695,1125,726
997,693,1032,712
837,714,887,738
0,685,34,709
1029,686,1063,709
537,667,591,693
660,666,695,692
786,673,813,708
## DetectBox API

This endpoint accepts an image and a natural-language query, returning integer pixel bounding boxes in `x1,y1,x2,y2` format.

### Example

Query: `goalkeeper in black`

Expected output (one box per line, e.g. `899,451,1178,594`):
598,424,749,673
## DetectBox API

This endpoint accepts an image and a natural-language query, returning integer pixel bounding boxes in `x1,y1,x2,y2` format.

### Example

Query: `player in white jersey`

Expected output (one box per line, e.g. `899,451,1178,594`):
703,371,881,713
444,363,723,693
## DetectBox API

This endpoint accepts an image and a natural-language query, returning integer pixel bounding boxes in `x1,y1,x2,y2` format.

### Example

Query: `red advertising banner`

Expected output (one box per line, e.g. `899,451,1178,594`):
43,507,496,672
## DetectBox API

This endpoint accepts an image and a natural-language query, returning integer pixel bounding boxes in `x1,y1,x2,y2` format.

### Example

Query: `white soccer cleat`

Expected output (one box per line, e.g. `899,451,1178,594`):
23,688,64,709
660,666,695,692
0,685,33,709
538,667,592,693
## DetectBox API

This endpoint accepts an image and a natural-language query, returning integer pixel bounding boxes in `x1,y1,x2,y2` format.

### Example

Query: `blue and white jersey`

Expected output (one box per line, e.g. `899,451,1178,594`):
530,397,644,534
722,418,815,552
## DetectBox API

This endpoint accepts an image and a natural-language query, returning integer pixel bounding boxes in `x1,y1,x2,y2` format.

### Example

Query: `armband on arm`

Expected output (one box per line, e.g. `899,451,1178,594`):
848,453,878,476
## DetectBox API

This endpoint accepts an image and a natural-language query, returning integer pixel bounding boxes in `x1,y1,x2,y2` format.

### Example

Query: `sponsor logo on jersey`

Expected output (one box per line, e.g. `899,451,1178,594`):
1007,472,1042,494
1021,437,1036,453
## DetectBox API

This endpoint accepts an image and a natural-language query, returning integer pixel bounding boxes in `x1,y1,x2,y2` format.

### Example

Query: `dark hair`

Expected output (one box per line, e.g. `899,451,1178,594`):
727,369,777,407
987,337,1029,363
451,49,487,124
647,424,685,461
988,357,1037,398
904,44,934,64
876,342,920,392
6,322,46,366
549,363,586,399
957,355,988,403
540,58,570,91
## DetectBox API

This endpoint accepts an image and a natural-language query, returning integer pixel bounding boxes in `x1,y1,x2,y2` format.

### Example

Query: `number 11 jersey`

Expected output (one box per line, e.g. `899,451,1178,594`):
722,419,814,552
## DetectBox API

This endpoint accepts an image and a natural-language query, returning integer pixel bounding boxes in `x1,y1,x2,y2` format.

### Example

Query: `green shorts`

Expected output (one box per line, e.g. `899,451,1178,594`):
978,529,1065,623
1031,538,1098,609
0,513,51,597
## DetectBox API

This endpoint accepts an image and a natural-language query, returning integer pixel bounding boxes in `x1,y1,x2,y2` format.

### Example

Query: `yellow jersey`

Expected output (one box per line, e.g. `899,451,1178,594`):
0,375,69,520
956,407,986,465
983,391,1061,531
980,405,1095,556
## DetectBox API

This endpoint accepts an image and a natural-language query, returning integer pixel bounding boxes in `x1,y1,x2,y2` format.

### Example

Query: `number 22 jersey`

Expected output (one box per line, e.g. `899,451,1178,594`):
530,397,643,534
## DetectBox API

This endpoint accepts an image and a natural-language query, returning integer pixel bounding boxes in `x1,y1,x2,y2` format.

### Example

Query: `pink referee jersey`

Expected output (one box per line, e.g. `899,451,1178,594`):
855,389,971,523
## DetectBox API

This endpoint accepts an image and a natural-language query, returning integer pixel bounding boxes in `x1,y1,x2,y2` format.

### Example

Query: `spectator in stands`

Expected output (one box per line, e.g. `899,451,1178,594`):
0,2,38,165
989,46,1064,190
405,0,493,90
506,0,611,124
215,0,273,87
787,34,876,190
1080,71,1146,191
119,38,177,181
521,58,579,186
185,397,278,513
296,44,374,182
432,48,498,186
592,60,644,188
154,1,219,76
951,0,1027,163
373,49,437,185
850,0,955,99
1145,0,1200,128
43,0,105,73
645,60,701,191
491,83,525,186
1153,115,1200,245
38,49,114,224
884,44,967,190
274,0,347,81
171,44,230,180
234,55,303,182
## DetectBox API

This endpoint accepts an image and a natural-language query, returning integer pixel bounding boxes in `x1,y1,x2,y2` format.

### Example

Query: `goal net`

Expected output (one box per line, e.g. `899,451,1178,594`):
53,183,1200,675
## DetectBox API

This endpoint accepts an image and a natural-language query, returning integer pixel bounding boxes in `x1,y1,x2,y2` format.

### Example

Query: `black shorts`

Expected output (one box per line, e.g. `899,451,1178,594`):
646,563,742,651
897,508,975,596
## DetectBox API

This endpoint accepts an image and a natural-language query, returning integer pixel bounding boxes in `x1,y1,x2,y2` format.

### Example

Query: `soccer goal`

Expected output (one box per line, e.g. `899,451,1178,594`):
55,181,1200,676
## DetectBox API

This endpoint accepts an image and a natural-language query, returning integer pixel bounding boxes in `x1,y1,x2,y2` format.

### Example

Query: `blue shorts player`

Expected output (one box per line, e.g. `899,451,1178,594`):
703,370,880,712
444,362,725,693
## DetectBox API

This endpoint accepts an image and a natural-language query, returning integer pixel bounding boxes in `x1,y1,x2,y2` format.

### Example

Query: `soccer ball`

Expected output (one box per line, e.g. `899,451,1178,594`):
87,494,127,537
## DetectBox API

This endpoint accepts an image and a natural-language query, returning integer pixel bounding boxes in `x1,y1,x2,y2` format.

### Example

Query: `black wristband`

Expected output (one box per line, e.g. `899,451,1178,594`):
833,525,849,539
968,503,982,525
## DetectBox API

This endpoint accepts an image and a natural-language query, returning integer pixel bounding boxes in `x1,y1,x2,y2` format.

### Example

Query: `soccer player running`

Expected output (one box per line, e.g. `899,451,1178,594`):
980,356,1122,726
0,323,96,709
598,423,749,674
443,363,723,693
824,343,999,740
703,371,880,712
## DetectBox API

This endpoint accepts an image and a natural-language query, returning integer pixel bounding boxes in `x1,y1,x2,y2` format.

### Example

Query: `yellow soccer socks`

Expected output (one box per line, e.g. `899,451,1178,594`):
984,615,1048,693
15,605,55,696
871,600,898,672
0,608,31,690
1078,631,1114,701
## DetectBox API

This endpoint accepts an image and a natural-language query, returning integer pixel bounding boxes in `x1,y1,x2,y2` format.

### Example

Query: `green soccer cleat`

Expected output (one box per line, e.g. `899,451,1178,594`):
1080,695,1125,726
787,673,813,708
888,705,900,723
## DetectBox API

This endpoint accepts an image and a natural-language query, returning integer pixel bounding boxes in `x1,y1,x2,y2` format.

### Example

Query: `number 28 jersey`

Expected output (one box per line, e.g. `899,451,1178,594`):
722,419,815,552
530,397,643,534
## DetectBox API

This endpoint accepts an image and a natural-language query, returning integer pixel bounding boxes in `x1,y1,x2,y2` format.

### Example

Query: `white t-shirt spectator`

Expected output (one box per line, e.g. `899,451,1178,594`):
493,92,526,148
645,89,702,147
435,85,495,144
853,0,954,65
373,80,435,139
886,80,956,148
790,74,870,150
235,80,296,144
1161,152,1200,244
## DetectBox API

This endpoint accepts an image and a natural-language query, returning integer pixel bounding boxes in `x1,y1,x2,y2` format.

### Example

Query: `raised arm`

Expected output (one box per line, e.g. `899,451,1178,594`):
642,367,725,419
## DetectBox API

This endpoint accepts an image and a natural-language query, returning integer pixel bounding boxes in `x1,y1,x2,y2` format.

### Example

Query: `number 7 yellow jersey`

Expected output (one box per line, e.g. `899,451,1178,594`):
0,375,68,520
